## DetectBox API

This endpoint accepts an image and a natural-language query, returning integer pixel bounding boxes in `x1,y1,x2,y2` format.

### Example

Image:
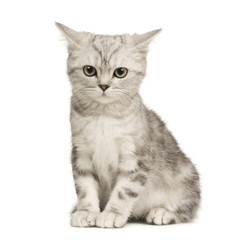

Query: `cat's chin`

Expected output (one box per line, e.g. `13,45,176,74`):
94,95,117,104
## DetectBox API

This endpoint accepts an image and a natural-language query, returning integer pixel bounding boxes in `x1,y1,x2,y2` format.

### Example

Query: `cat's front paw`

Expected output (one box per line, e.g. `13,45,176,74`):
71,210,98,227
96,210,128,228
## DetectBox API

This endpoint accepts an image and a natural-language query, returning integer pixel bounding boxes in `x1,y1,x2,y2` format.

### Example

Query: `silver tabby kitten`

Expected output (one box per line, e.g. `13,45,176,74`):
56,23,200,228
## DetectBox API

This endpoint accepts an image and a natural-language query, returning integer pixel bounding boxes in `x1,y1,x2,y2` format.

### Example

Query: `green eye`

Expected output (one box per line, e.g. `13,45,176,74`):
114,67,128,78
83,65,97,77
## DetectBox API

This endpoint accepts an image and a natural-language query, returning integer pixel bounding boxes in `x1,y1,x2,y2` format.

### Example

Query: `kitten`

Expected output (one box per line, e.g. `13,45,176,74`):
56,22,201,228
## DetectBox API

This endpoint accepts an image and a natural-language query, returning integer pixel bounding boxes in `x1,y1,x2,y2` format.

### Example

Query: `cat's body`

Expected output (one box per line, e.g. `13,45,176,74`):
57,23,200,228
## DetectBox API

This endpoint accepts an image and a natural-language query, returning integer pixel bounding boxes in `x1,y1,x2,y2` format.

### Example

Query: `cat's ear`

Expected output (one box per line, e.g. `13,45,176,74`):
128,29,162,53
55,22,94,49
134,29,162,47
55,22,80,45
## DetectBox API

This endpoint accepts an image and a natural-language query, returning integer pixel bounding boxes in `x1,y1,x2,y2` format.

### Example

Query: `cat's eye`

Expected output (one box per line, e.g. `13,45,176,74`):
114,67,128,78
83,65,97,77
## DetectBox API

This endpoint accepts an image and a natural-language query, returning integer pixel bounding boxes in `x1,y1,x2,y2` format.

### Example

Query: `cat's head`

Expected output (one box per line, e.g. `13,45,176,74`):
56,23,161,104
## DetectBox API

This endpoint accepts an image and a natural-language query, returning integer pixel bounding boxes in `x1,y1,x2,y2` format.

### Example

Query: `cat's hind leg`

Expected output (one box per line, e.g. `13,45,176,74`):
145,207,179,225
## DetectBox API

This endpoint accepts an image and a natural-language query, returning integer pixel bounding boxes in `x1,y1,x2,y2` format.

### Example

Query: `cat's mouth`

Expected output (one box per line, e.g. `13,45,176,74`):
100,90,111,97
95,92,117,104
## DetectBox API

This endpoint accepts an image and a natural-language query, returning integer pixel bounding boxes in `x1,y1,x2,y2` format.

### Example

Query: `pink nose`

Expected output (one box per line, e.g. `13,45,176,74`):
98,85,110,91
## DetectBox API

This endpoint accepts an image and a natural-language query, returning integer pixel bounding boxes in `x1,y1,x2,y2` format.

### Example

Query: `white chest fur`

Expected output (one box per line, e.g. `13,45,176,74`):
71,112,137,185
85,115,120,177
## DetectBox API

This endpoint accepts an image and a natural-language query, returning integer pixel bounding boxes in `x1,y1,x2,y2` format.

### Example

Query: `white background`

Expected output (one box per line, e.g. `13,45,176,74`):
0,0,239,239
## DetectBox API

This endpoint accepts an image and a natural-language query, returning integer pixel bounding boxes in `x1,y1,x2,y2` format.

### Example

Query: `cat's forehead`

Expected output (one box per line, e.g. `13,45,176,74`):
91,34,126,63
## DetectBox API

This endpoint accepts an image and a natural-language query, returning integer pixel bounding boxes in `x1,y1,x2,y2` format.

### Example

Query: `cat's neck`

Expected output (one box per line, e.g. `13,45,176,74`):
71,93,142,118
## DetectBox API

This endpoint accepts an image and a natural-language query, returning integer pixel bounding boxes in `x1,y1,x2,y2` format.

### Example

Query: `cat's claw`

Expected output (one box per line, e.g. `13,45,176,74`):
96,211,128,228
71,210,98,227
